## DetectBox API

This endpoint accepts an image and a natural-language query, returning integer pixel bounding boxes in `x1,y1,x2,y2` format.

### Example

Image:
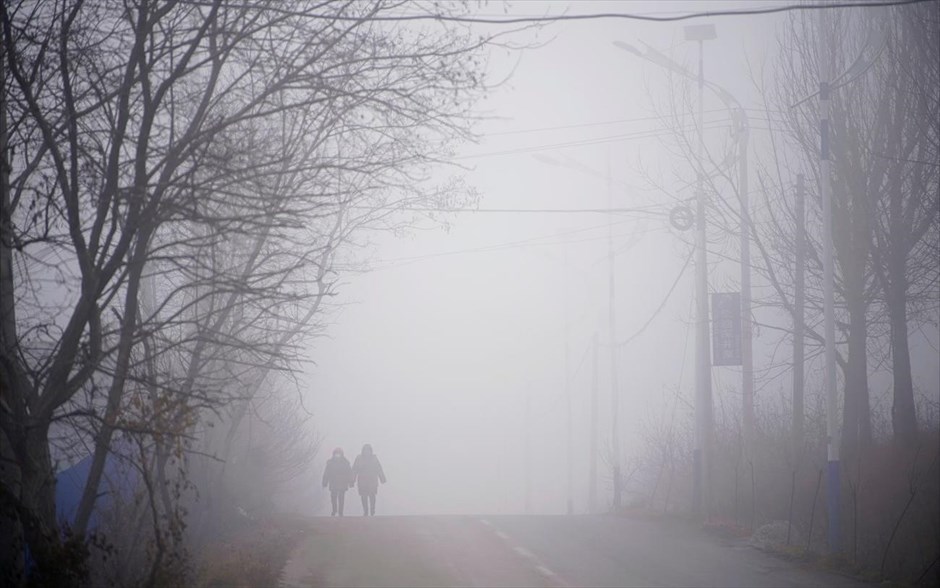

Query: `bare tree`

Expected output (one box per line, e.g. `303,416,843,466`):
0,0,508,582
631,2,938,466
762,6,939,454
868,2,940,447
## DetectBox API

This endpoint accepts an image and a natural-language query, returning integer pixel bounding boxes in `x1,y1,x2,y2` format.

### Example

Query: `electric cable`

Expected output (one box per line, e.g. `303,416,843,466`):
185,1,930,24
617,247,694,348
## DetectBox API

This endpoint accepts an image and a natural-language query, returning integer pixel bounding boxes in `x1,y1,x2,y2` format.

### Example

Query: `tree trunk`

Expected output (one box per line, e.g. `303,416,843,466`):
17,423,77,585
887,281,917,446
842,292,872,461
0,434,25,584
73,230,150,535
0,31,25,584
4,411,96,585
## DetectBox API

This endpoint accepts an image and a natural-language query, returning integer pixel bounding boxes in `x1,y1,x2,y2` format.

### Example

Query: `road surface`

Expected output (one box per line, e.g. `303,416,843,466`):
280,515,869,587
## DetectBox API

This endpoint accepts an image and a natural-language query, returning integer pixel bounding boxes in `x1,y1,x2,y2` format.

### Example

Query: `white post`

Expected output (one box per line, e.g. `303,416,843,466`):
818,8,841,553
565,249,573,515
589,332,599,513
608,154,622,511
692,37,714,520
739,117,753,450
525,392,532,514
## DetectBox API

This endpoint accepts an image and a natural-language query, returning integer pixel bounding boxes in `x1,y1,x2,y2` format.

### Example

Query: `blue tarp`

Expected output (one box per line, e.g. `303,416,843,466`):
22,450,136,576
55,449,137,530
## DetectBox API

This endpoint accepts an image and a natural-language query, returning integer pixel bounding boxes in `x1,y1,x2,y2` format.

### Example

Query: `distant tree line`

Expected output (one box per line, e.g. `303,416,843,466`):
632,3,938,581
649,1,938,457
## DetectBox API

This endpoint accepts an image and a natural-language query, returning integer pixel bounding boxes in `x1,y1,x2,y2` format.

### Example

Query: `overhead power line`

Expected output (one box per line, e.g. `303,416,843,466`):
348,205,669,215
359,219,663,269
485,107,790,137
456,120,742,160
617,248,694,348
203,0,929,24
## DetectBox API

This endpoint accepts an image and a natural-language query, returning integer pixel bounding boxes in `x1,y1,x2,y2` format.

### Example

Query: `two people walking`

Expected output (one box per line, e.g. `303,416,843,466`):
322,444,386,516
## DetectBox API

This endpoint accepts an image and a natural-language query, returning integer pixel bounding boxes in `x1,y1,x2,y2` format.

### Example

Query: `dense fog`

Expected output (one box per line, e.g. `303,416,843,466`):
2,1,937,586
302,0,939,517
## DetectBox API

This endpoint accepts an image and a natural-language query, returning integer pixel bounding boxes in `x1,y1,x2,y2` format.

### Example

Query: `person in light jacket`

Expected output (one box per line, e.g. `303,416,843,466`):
322,447,353,516
352,444,386,516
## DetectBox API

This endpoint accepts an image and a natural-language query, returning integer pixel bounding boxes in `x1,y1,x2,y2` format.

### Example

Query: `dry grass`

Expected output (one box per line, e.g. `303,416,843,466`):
633,400,940,585
194,515,308,588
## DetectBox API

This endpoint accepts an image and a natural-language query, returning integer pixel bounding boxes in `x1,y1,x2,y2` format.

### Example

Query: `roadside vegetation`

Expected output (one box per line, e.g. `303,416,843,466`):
614,4,939,585
0,1,523,584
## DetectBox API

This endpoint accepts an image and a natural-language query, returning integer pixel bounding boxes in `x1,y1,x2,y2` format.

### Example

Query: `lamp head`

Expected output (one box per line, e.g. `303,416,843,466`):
612,41,642,56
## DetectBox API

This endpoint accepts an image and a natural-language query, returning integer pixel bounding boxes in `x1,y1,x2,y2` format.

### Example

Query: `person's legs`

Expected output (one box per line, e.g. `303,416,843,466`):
337,490,345,516
361,494,369,516
369,494,376,516
330,491,338,516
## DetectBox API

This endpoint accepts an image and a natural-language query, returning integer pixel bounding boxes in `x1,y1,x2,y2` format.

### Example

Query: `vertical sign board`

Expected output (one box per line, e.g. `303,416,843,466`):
711,292,742,366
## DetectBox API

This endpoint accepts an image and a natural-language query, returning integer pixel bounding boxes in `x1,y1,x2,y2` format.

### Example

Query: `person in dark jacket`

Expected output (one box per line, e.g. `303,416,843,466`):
322,447,353,516
352,444,386,516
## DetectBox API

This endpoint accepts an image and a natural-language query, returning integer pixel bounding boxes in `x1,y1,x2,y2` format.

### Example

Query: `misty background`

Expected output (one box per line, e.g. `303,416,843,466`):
2,1,937,586
302,1,939,516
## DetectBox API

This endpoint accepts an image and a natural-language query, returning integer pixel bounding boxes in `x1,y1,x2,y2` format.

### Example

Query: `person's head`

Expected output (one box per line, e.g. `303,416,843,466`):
332,447,344,458
361,444,373,456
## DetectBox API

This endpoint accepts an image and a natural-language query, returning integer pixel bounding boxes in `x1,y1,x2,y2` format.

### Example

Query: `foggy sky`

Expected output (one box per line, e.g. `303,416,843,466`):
301,1,940,517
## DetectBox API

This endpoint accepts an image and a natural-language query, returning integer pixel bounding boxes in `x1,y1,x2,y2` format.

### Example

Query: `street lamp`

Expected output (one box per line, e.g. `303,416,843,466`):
624,42,757,457
686,22,716,521
615,24,720,519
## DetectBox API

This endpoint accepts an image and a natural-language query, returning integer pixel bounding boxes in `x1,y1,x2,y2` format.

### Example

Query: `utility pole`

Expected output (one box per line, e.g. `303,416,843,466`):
738,111,754,451
685,23,716,520
565,250,573,515
608,154,622,511
793,175,806,458
818,9,841,554
589,332,599,513
525,393,532,514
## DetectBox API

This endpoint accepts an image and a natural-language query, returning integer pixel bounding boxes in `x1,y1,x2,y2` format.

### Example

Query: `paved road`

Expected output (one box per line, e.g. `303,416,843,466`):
280,515,869,587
